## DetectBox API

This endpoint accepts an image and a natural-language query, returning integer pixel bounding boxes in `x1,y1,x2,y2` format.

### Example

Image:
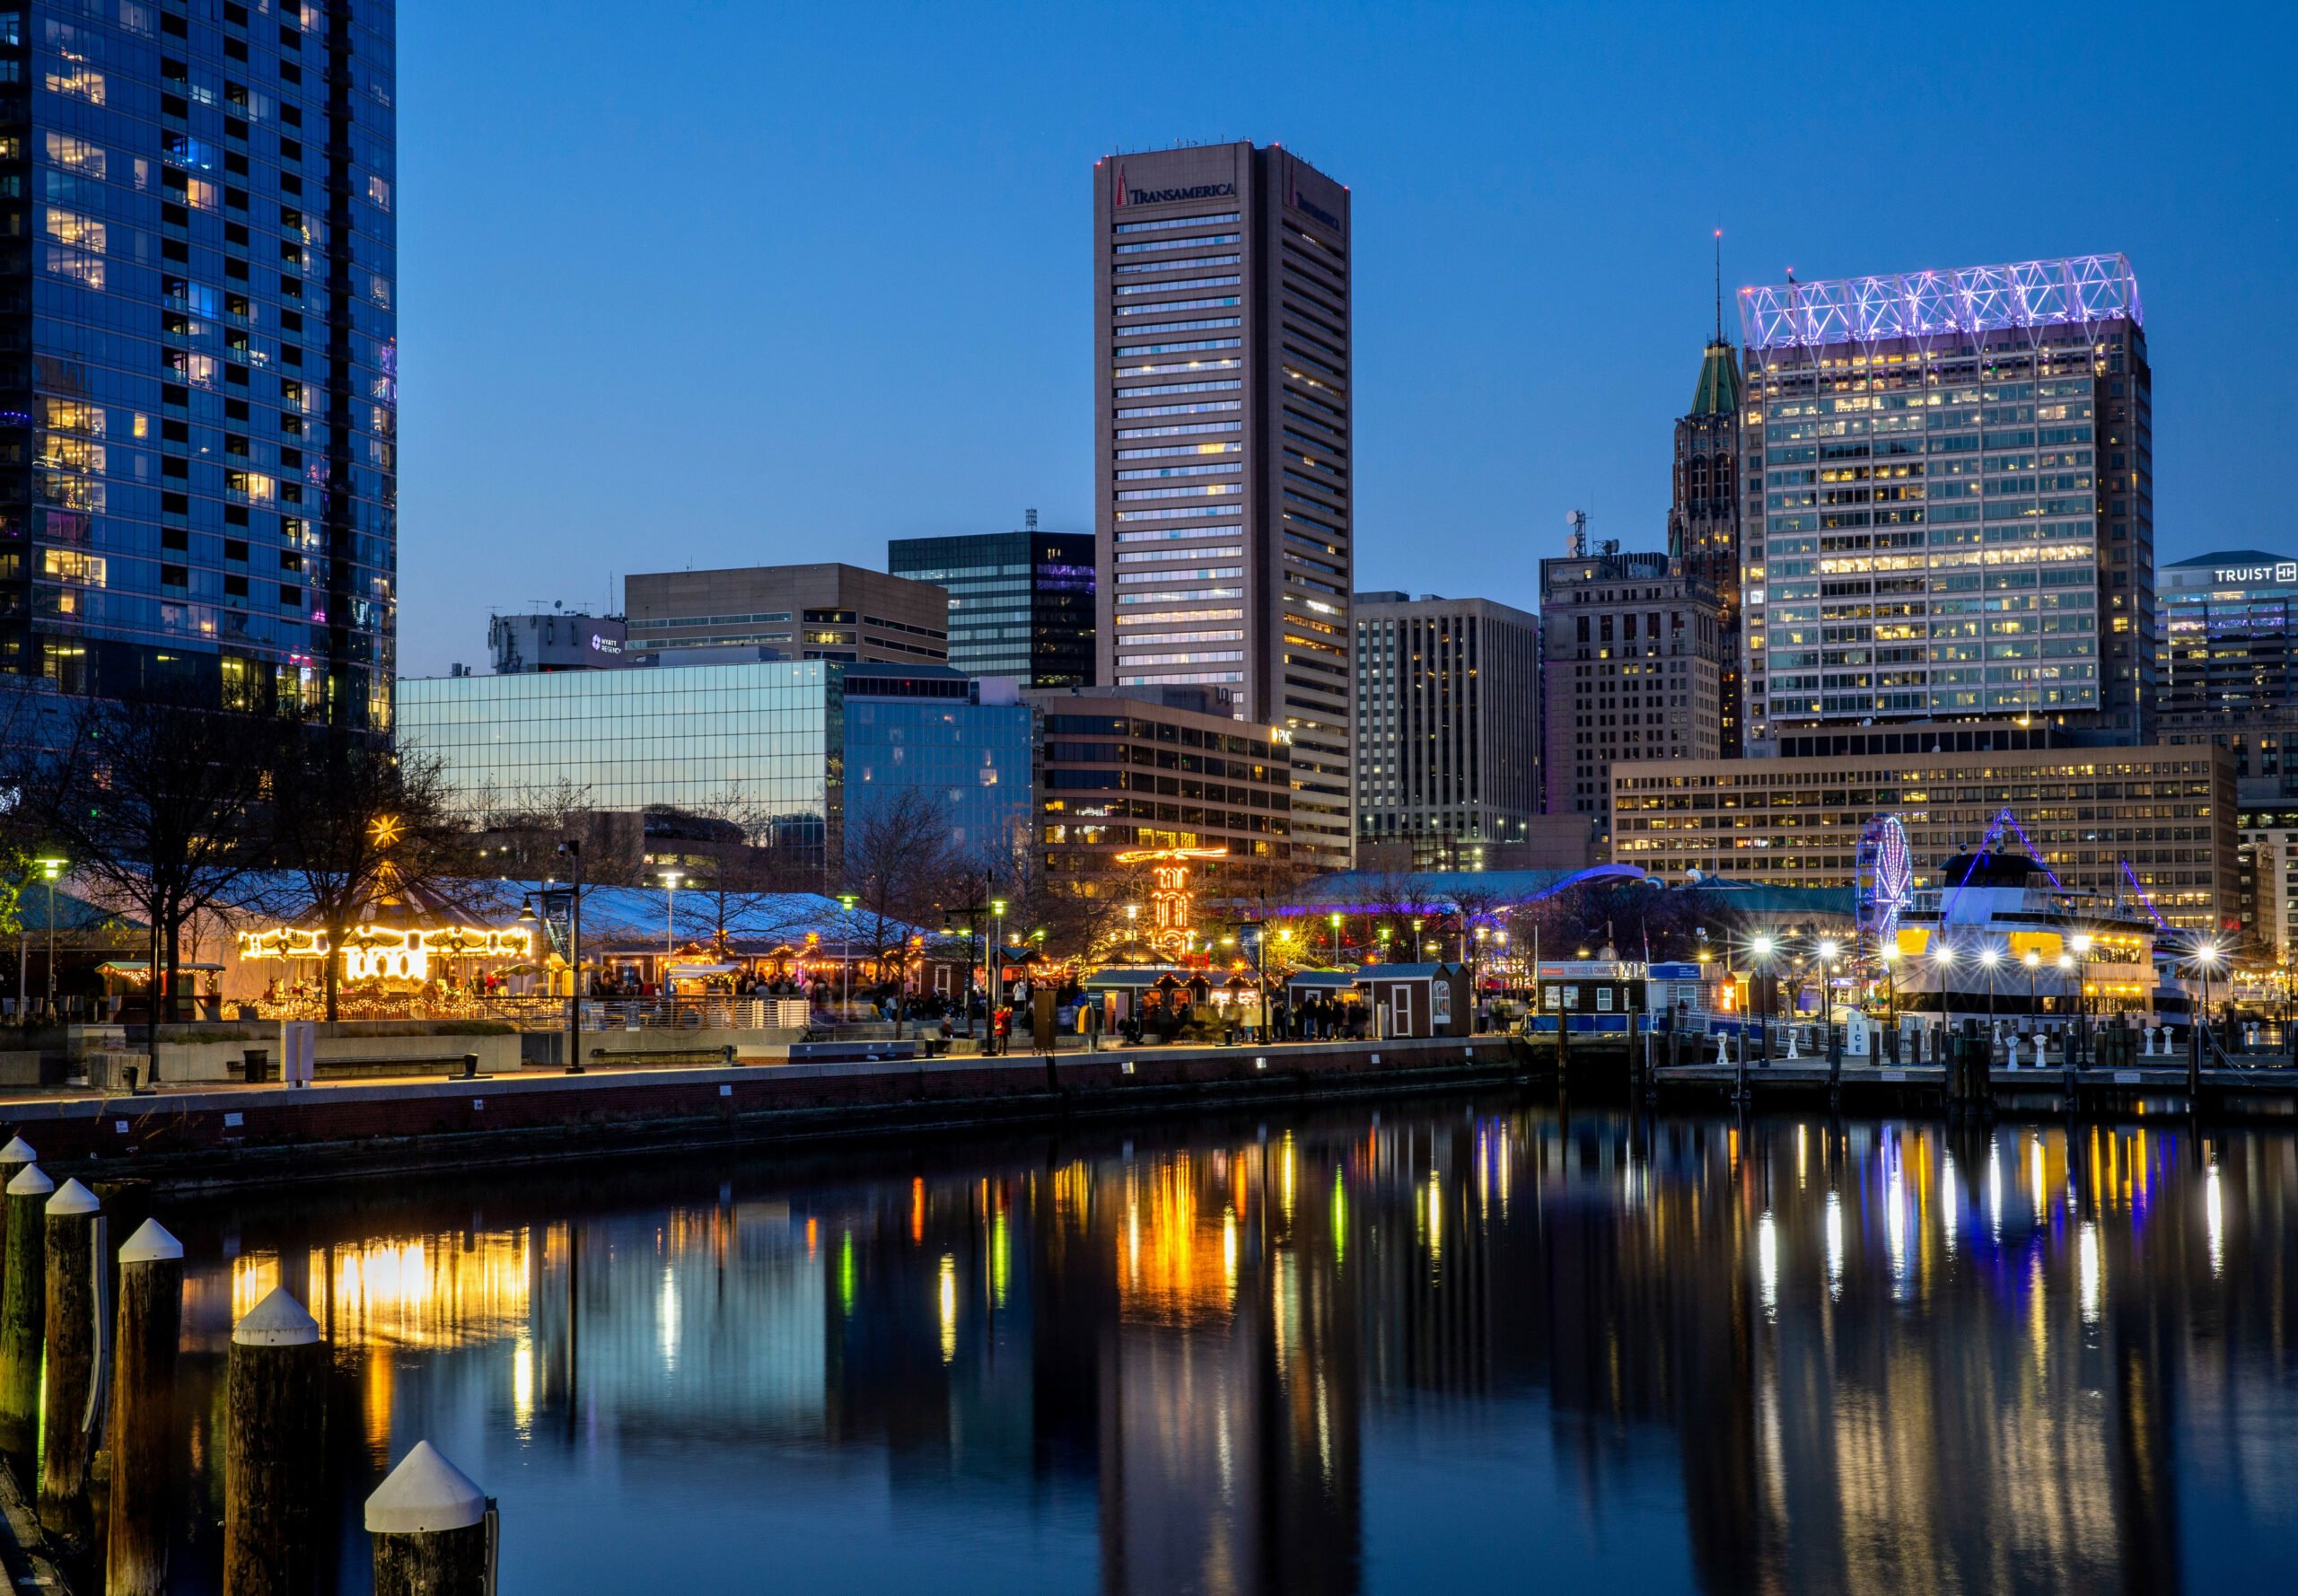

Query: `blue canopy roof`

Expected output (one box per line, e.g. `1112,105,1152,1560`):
1283,864,1649,916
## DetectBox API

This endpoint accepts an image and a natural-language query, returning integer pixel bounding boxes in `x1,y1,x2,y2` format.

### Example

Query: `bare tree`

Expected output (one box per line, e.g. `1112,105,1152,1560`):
843,786,954,1033
266,735,469,1021
1210,848,1314,970
13,689,272,1078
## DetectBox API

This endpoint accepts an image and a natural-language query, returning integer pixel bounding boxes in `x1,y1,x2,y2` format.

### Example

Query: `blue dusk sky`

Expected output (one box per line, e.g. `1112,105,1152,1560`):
394,0,2298,675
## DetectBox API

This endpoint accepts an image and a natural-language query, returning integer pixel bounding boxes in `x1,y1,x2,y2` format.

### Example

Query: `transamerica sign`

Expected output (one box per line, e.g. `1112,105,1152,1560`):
1111,162,1235,207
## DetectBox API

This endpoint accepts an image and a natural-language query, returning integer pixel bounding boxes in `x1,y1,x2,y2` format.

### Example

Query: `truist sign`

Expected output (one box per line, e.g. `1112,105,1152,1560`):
2210,562,2298,585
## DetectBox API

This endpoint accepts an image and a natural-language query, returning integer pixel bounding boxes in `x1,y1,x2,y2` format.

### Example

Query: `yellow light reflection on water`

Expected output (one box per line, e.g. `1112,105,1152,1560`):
230,1254,283,1324
1222,1208,1238,1304
2206,1164,2224,1276
329,1232,532,1352
937,1253,957,1364
992,1207,1010,1310
1758,1209,1777,1320
512,1336,534,1436
1118,1153,1234,1327
1331,1170,1347,1271
1426,1174,1443,1267
2078,1221,2102,1325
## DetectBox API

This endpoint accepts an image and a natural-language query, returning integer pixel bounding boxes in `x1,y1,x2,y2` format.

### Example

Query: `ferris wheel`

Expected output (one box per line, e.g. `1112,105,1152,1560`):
1856,814,1914,945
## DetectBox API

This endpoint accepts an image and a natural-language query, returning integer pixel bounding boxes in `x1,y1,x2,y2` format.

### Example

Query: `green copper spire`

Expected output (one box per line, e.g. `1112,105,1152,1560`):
1689,339,1740,417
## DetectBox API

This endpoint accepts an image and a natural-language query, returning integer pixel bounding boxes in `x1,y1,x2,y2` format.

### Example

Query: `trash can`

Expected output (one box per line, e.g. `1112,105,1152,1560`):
242,1048,269,1083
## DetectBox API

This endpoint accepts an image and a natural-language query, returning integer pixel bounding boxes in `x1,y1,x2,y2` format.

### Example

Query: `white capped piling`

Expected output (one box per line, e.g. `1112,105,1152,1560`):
105,1217,182,1596
366,1441,493,1596
0,1162,51,1458
224,1286,324,1596
0,1138,33,1357
36,1177,100,1544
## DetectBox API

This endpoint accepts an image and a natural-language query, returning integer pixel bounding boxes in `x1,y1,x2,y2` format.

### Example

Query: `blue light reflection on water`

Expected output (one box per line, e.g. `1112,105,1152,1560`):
136,1102,2298,1593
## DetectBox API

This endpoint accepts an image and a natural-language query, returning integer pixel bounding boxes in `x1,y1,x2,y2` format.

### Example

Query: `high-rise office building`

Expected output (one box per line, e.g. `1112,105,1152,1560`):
1027,684,1295,884
1737,254,2151,753
1539,550,1724,838
1092,142,1355,867
887,522,1093,686
622,564,947,668
2155,551,2298,806
1611,742,2237,933
1667,334,1743,755
1353,591,1541,870
4,0,397,728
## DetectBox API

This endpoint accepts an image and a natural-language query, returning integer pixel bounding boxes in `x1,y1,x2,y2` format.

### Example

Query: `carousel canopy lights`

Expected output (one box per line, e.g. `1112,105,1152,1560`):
237,924,533,984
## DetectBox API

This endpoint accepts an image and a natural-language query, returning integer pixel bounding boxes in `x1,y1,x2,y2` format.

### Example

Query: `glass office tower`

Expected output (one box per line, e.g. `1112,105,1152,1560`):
398,662,1036,880
2,0,395,727
1737,255,2149,752
887,525,1094,686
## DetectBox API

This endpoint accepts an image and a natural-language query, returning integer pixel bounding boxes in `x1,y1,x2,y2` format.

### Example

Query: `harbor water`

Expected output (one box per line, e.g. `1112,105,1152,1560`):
136,1096,2298,1592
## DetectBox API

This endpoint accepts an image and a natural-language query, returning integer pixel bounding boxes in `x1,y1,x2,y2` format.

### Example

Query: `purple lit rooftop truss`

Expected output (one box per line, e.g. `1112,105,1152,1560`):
1737,254,2140,353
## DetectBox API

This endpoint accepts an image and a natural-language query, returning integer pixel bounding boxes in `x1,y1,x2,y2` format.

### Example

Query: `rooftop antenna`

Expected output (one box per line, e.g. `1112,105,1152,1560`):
1025,506,1038,531
1566,509,1587,559
1713,228,1724,342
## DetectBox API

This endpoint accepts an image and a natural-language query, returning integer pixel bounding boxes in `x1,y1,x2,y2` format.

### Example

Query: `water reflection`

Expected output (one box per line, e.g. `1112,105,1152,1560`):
147,1103,2298,1593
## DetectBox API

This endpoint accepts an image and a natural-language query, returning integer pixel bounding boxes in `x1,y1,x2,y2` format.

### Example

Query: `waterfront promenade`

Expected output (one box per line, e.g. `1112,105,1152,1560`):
0,1033,1523,1188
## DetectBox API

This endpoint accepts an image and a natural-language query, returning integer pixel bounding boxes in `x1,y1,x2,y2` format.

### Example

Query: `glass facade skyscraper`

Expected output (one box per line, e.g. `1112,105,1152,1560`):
1737,255,2149,752
1092,142,1355,868
886,527,1093,686
0,0,396,725
398,662,1035,879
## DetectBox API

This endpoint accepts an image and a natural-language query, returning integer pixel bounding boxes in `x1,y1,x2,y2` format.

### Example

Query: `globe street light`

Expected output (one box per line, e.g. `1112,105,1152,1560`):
2192,939,2223,1056
1749,934,1775,1061
34,855,66,1016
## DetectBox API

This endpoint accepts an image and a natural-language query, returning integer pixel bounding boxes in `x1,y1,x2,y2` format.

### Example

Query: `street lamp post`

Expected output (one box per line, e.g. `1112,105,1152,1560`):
34,855,65,1018
1472,925,1489,1032
1749,934,1774,1065
1818,938,1840,1064
2022,948,2041,1064
1980,945,2001,1055
837,892,858,1022
557,839,584,1074
990,898,1008,1055
1329,912,1342,967
2072,933,2093,1066
1878,942,1899,1058
1932,941,1957,1065
658,869,684,960
2193,939,2222,1062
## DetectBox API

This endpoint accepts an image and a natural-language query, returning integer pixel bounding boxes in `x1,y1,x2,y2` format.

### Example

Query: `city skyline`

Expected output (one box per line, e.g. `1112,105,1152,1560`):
389,3,2296,676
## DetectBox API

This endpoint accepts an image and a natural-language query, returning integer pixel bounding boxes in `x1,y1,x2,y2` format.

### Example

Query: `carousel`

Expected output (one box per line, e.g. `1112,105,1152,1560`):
235,899,536,1021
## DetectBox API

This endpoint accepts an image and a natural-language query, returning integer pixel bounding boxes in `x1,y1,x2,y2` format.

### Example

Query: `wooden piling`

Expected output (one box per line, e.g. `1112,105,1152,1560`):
366,1441,492,1596
224,1286,324,1596
0,1139,32,1355
36,1178,100,1544
0,1162,51,1459
105,1217,181,1596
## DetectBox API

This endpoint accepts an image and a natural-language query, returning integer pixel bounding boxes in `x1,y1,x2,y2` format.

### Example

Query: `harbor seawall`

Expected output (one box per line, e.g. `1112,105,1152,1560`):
0,1036,1526,1192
